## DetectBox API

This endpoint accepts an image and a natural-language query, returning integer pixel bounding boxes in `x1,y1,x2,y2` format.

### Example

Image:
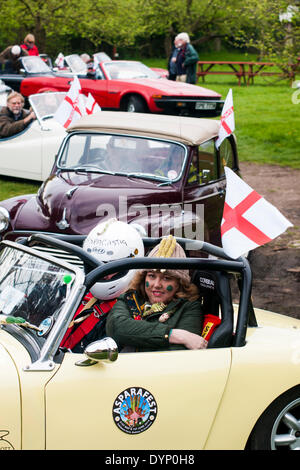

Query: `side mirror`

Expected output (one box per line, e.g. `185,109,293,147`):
201,169,211,182
75,337,118,366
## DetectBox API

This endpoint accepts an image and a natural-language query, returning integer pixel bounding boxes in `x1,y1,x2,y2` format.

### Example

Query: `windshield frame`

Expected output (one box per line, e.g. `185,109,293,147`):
102,60,159,80
21,55,52,74
0,240,85,371
56,131,188,183
29,91,67,125
64,54,88,75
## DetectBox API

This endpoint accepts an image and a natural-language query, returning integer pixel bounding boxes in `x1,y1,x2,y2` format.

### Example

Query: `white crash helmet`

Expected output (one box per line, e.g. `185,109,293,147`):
83,218,145,300
11,45,21,56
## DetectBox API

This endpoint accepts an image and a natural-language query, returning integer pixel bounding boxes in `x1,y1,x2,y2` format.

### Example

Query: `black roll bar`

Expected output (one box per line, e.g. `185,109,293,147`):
22,233,252,347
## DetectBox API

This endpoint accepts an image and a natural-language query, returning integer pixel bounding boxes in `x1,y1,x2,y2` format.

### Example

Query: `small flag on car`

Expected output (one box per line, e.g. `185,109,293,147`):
216,89,235,149
54,76,86,128
85,93,101,115
92,54,100,71
221,167,293,259
54,52,65,69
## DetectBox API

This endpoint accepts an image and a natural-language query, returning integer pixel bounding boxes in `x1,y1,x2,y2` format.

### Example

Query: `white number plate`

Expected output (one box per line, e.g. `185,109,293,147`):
195,102,216,110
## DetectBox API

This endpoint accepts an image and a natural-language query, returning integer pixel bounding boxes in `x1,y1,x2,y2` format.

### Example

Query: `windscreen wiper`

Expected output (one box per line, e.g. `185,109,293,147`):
57,167,115,175
126,172,164,182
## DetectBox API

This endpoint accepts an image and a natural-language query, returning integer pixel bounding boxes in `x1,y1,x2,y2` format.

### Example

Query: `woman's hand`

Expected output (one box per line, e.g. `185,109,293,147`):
169,329,208,350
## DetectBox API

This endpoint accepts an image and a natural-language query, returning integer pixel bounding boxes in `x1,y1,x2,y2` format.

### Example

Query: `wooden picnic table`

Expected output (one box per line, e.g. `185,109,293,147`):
197,61,297,85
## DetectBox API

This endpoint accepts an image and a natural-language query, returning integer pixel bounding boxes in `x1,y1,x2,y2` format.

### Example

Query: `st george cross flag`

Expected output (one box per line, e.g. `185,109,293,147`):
92,54,100,71
54,52,65,69
221,167,293,259
85,93,101,115
216,89,235,149
54,76,86,128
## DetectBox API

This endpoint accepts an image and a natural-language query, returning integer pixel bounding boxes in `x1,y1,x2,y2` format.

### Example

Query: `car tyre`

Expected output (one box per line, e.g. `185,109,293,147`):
247,385,300,450
126,95,147,113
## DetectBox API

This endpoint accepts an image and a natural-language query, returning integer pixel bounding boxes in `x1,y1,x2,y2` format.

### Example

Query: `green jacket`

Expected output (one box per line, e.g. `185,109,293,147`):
106,290,203,352
184,43,199,84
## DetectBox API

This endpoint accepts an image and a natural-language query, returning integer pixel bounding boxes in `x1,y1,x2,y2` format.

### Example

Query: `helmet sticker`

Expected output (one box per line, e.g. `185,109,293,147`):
112,387,157,434
85,238,129,256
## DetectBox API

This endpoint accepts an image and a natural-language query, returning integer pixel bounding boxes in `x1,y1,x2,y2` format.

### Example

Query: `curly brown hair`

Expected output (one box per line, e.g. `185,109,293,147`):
128,269,199,302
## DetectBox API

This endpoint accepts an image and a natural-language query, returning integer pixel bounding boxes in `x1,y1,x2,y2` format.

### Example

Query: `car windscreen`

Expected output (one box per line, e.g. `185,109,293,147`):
65,54,87,74
0,246,74,329
102,61,159,79
94,52,112,63
29,92,67,120
22,55,52,74
57,133,186,181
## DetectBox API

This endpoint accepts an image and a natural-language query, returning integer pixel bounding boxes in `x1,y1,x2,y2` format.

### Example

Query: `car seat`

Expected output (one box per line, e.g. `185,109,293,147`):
192,270,234,348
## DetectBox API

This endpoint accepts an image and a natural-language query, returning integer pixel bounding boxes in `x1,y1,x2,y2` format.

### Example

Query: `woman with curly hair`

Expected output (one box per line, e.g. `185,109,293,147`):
106,235,207,352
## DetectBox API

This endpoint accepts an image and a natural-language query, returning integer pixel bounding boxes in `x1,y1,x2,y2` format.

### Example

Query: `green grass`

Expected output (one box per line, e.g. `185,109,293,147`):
0,49,299,200
0,176,39,201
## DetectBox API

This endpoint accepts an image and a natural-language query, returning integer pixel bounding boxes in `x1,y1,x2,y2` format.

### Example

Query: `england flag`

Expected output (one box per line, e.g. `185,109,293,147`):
54,76,86,128
221,167,293,259
216,89,235,149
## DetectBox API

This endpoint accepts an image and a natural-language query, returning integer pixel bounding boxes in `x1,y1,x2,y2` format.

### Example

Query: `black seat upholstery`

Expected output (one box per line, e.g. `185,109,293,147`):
192,270,234,348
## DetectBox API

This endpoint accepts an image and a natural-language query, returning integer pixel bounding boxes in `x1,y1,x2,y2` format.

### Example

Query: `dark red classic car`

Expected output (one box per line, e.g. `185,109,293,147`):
0,112,239,245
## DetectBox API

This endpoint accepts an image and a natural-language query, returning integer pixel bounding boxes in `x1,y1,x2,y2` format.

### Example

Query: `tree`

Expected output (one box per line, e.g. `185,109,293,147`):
0,0,145,55
74,0,144,49
137,0,247,56
233,0,300,77
0,0,81,54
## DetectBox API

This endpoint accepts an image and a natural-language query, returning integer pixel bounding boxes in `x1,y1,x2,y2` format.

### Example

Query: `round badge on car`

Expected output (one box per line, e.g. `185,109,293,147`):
112,387,158,434
37,316,53,336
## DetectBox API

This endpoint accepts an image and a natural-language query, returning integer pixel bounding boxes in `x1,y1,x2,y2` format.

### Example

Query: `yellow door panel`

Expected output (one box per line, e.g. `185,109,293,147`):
45,348,231,450
0,344,21,450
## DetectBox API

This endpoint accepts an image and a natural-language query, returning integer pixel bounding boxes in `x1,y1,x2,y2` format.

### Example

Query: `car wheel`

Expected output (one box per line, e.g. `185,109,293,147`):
126,95,147,113
247,385,300,450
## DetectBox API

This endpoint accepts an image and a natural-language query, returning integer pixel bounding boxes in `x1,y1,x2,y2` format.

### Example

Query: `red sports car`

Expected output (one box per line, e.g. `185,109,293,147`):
17,57,223,117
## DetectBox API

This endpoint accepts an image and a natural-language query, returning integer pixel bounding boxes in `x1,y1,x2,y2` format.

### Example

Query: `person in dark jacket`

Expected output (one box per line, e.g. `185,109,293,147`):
168,37,181,81
175,32,199,84
0,91,36,138
106,235,207,352
0,45,28,73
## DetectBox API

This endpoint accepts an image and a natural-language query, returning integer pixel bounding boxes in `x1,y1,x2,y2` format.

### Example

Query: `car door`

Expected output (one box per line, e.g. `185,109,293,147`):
79,73,109,109
183,136,237,246
45,347,231,450
1,73,24,93
0,123,42,180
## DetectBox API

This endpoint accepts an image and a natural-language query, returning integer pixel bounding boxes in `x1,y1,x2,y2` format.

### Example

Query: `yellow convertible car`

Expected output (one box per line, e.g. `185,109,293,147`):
0,234,299,450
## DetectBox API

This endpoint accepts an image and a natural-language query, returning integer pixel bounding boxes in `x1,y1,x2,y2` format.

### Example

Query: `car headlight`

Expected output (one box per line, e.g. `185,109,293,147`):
0,207,10,232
